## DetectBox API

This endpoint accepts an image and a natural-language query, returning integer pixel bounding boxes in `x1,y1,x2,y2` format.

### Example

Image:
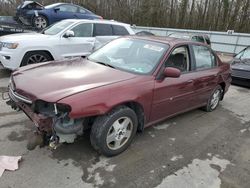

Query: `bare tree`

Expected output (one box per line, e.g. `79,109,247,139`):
0,0,249,33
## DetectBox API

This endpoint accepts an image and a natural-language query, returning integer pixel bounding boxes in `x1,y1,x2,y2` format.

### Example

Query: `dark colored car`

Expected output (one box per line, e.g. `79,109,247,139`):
0,16,17,25
136,31,155,36
231,46,250,87
169,33,211,46
7,36,231,156
16,1,102,29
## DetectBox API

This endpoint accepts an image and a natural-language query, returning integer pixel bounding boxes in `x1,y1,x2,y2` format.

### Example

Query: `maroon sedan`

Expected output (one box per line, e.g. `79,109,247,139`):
7,36,231,156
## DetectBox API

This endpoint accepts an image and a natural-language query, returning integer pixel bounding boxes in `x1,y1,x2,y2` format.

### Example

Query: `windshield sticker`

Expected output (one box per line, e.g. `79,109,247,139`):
131,67,144,73
143,44,164,52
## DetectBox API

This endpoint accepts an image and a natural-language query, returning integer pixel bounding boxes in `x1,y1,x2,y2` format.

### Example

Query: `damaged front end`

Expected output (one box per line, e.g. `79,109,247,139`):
7,82,86,150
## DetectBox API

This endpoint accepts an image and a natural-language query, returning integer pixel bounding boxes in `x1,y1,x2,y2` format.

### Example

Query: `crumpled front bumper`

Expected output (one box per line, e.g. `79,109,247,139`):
7,86,53,133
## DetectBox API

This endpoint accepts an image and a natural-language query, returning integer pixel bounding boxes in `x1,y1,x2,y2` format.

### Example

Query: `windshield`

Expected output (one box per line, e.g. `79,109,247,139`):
88,38,169,74
236,47,250,60
43,21,74,35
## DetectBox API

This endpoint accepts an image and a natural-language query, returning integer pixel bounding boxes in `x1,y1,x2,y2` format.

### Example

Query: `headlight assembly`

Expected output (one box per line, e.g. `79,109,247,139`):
33,100,72,116
2,42,19,49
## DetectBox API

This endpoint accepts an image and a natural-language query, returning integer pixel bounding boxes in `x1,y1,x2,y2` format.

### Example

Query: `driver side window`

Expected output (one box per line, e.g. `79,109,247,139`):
71,23,93,37
165,46,190,72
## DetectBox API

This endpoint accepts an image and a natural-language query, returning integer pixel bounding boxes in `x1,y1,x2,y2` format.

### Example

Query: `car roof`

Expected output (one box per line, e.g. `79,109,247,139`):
62,19,131,26
45,3,76,9
169,32,193,39
20,1,43,8
169,32,209,38
123,35,207,46
46,3,66,7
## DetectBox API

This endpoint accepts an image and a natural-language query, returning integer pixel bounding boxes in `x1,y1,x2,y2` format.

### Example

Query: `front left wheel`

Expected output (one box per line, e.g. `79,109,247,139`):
21,51,52,67
90,106,138,157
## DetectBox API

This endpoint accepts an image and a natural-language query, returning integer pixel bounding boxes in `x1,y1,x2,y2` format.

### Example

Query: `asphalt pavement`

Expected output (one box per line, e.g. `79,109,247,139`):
0,68,250,188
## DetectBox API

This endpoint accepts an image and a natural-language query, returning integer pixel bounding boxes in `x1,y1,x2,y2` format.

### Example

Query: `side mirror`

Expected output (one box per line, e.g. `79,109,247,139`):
54,7,60,12
164,67,181,78
63,30,74,38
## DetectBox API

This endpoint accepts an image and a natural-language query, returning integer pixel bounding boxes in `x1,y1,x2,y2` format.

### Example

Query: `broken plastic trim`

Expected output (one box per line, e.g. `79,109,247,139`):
1,91,9,100
32,100,71,117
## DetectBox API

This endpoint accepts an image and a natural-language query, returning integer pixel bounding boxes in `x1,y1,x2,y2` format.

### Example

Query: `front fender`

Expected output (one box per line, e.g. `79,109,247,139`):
57,78,154,123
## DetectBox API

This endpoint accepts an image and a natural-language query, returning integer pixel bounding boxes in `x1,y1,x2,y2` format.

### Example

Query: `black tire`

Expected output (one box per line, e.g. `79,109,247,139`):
203,85,223,112
21,51,52,67
32,15,48,29
90,106,138,157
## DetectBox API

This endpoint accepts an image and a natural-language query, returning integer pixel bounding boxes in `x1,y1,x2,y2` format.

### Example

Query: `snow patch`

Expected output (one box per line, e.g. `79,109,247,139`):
170,155,183,161
93,172,104,186
240,129,247,133
154,123,170,130
155,156,231,188
148,131,155,138
87,157,116,186
169,138,176,142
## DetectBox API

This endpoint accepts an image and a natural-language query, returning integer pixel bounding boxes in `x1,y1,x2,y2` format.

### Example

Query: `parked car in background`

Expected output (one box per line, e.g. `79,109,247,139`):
7,36,231,156
16,1,102,29
136,31,155,36
169,33,211,46
0,16,17,25
0,19,134,70
231,46,250,87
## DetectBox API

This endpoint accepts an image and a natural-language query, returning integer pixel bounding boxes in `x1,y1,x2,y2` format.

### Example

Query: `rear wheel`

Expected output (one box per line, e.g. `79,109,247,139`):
90,106,138,157
203,85,223,112
32,15,48,29
21,51,52,67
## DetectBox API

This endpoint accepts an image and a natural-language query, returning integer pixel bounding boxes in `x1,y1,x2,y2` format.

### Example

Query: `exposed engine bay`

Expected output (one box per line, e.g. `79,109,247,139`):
7,94,88,150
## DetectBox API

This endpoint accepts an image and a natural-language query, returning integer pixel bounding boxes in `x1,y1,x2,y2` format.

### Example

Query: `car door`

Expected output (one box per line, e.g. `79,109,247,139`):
190,44,221,106
51,4,78,22
59,23,95,58
150,45,197,122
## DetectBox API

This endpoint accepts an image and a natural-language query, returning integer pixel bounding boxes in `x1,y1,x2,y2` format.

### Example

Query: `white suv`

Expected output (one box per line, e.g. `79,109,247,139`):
0,19,134,70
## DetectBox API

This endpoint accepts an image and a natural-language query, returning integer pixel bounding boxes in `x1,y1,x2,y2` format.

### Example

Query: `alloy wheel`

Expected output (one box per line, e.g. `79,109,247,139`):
210,89,221,110
106,117,133,150
27,54,48,64
34,16,47,29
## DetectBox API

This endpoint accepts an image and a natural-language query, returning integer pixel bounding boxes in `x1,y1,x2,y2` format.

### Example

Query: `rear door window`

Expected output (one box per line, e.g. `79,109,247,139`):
112,25,129,35
71,23,93,37
193,45,216,70
79,8,87,14
192,36,205,43
93,23,113,36
58,5,78,13
204,36,211,45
